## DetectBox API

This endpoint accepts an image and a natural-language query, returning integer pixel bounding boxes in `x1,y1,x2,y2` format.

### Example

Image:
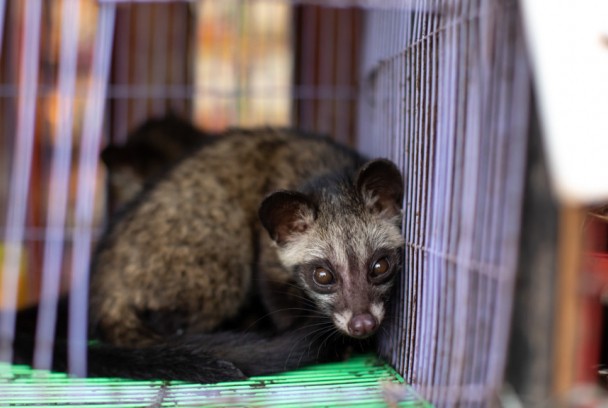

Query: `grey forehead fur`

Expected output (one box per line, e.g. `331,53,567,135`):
277,177,404,270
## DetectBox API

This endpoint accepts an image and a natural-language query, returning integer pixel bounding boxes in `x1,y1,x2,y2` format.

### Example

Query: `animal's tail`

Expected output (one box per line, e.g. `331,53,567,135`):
11,301,346,383
87,327,344,383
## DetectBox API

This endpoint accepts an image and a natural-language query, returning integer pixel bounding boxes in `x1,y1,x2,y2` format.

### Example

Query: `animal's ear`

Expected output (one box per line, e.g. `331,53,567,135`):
100,145,131,168
356,159,404,219
259,191,317,246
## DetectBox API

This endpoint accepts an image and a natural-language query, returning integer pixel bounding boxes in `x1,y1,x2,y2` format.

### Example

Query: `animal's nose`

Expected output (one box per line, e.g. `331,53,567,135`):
347,313,378,338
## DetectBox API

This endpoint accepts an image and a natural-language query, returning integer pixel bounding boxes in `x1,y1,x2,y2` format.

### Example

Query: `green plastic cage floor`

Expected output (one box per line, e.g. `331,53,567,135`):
0,355,431,407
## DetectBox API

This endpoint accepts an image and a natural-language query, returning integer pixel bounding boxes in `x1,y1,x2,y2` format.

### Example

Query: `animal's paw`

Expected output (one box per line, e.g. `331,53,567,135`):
169,356,247,384
205,358,247,383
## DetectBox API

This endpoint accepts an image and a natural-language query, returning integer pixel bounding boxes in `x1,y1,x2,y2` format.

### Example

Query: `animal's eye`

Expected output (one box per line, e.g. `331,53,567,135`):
371,257,390,276
313,267,335,285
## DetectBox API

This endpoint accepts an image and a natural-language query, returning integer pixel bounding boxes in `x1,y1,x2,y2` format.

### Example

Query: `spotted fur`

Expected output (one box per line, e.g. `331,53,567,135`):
86,128,404,381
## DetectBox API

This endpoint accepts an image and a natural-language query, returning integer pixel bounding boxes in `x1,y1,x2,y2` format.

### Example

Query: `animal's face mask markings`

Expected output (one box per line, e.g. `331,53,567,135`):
259,159,405,339
298,240,401,339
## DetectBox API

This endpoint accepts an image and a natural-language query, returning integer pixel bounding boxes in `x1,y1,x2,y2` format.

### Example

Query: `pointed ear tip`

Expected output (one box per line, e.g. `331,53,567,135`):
259,190,300,210
258,191,282,222
358,159,404,184
100,144,121,165
101,144,116,155
258,190,315,224
371,158,401,173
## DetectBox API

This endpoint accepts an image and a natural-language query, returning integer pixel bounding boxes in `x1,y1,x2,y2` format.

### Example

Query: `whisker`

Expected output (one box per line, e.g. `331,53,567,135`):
282,319,336,369
242,305,328,333
317,327,341,361
300,326,335,367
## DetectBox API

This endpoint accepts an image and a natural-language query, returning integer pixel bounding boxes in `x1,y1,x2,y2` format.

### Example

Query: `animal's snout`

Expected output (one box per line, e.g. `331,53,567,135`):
347,313,378,338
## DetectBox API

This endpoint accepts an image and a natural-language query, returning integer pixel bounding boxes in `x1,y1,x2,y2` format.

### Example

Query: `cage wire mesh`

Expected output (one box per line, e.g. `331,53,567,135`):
0,0,531,406
359,1,531,404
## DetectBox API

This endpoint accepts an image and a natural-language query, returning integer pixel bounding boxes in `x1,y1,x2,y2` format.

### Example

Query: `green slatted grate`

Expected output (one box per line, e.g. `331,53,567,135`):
0,355,431,407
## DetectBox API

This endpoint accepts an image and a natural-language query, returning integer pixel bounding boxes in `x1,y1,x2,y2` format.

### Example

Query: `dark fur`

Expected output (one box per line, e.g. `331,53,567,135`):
14,128,404,383
102,114,214,211
14,300,367,383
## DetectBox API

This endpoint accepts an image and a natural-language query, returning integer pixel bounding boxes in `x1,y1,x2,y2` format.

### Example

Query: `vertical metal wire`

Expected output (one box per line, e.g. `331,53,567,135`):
468,1,494,400
33,0,81,371
392,9,407,380
359,0,530,405
0,0,6,59
401,7,415,382
0,0,14,226
68,3,116,377
401,6,414,383
447,9,473,403
411,1,431,391
421,7,445,403
446,2,469,403
425,4,439,397
0,0,42,363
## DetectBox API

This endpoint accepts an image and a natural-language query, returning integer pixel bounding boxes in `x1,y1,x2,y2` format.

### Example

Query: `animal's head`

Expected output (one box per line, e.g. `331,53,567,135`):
101,115,207,209
259,159,404,339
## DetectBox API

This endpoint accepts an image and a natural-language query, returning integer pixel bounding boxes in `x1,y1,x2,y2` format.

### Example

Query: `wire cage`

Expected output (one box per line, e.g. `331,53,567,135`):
0,0,535,406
